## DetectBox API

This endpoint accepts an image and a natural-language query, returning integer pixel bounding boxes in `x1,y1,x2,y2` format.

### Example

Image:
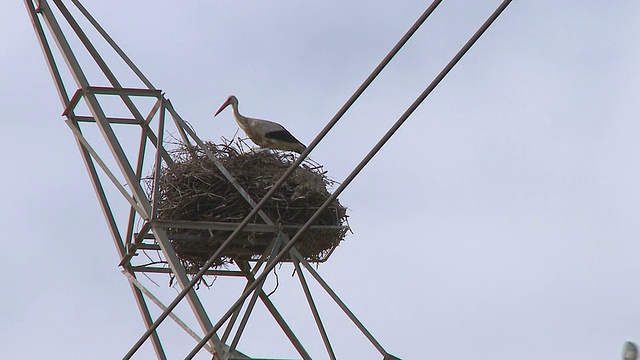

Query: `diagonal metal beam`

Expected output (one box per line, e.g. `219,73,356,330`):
186,1,514,357
236,261,312,360
50,0,174,168
221,238,277,345
67,116,168,360
292,246,384,354
122,271,216,355
23,0,70,105
65,119,146,215
229,234,285,352
166,100,319,356
35,0,151,219
150,100,166,219
31,2,223,357
150,227,225,356
68,0,156,90
19,3,169,347
165,102,277,225
125,1,446,354
293,260,335,360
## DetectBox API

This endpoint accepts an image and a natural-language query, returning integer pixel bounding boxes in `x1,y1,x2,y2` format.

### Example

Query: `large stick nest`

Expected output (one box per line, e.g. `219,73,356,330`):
150,140,349,272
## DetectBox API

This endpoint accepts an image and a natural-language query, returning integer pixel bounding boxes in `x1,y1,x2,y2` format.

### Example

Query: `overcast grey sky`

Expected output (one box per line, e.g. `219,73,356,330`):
2,0,640,359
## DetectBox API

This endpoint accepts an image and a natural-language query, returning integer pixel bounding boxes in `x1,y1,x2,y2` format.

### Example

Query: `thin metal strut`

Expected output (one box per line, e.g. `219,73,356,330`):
21,0,516,358
125,2,445,355
185,0,514,356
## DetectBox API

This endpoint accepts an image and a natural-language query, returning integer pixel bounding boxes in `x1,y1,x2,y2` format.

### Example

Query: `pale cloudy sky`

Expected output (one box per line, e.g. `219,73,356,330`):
1,1,639,359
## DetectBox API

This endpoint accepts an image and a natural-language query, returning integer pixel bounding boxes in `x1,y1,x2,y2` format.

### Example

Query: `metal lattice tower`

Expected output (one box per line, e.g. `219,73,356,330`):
24,0,406,359
25,0,512,358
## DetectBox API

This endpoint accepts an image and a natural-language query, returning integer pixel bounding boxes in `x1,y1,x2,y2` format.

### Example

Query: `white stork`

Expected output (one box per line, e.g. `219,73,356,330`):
214,95,307,154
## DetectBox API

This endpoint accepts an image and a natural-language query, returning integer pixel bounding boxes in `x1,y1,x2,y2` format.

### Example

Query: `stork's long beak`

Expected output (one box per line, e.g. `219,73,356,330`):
214,100,229,117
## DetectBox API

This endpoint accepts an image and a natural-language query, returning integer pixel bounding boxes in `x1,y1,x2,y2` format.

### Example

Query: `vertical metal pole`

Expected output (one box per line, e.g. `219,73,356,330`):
125,97,163,248
124,129,149,249
145,99,226,356
150,100,166,219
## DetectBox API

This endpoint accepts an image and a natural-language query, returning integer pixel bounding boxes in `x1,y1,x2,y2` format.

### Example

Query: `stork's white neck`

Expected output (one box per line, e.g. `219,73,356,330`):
228,98,250,128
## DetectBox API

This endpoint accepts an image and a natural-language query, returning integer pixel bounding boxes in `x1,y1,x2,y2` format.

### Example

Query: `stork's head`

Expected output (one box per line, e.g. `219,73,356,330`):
214,95,238,117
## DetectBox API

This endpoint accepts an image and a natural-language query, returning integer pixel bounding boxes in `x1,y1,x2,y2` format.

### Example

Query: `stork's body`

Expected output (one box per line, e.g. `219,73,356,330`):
214,95,307,154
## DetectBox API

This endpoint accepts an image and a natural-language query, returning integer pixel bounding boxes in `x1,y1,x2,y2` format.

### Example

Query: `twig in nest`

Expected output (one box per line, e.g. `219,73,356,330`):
267,266,280,298
141,271,161,288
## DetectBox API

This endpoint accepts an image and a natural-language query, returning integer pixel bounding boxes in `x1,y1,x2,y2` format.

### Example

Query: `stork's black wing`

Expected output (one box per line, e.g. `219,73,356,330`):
265,130,304,145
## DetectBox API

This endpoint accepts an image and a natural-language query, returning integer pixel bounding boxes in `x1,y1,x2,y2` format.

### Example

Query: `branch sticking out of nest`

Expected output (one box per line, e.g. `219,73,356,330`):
148,140,349,274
